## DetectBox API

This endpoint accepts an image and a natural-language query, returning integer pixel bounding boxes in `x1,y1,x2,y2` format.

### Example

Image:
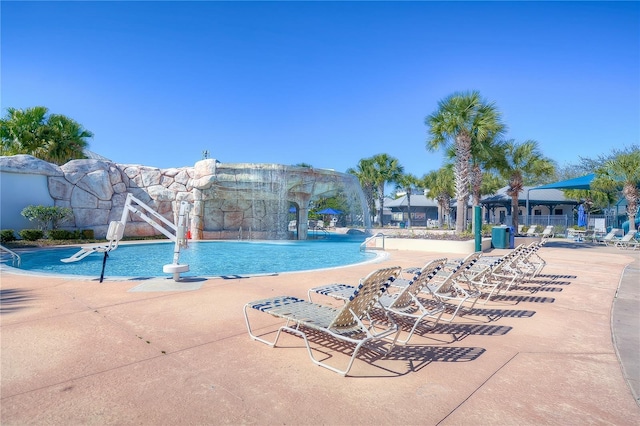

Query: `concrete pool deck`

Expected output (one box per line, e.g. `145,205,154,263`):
1,240,639,424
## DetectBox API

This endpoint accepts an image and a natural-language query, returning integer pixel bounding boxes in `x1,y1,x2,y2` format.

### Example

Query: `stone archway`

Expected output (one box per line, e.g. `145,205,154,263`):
190,160,368,240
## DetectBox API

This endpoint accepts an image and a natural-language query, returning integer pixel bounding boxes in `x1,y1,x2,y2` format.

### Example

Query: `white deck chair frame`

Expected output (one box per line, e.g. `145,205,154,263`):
615,230,639,250
309,259,447,345
525,225,540,237
540,225,554,238
428,252,483,322
602,228,622,246
469,247,528,301
467,263,518,303
244,266,401,376
515,242,547,280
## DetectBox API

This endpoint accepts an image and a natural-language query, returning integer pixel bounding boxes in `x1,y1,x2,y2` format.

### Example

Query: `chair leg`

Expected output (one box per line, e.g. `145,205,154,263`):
394,307,444,345
244,304,293,347
282,326,386,377
481,285,500,304
438,295,469,322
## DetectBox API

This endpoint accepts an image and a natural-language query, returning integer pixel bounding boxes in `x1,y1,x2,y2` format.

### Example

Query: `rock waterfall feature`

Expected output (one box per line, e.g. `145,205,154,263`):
0,155,370,240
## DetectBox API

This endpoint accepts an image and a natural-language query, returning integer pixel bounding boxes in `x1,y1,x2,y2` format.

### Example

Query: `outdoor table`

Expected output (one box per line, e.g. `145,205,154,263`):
568,229,586,242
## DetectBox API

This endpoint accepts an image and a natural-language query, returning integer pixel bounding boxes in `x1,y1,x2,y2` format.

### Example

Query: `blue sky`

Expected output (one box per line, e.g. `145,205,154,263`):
2,1,638,182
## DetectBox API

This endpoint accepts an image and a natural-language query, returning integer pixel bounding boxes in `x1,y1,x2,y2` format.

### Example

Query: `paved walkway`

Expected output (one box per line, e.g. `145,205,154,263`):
1,241,638,424
612,248,640,404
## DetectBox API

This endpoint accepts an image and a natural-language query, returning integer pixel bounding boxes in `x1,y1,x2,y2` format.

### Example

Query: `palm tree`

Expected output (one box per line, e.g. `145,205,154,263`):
445,137,506,210
592,150,640,232
470,138,508,206
40,114,93,164
0,106,92,165
1,106,48,155
555,146,639,216
347,158,377,225
426,91,505,233
422,165,455,228
480,171,506,200
563,188,617,215
478,171,507,224
369,154,404,227
395,173,418,228
496,140,555,230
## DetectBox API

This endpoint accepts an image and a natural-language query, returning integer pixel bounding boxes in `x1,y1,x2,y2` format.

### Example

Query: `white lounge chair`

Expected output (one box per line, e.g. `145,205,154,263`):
540,225,554,238
461,243,536,302
477,241,547,295
602,228,623,246
513,241,547,280
467,262,518,303
525,225,540,237
615,230,639,250
309,259,447,345
427,252,483,322
243,266,401,376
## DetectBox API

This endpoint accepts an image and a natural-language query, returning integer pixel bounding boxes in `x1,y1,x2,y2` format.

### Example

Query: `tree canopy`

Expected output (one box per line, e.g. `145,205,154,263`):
1,106,93,165
347,154,404,227
425,91,505,233
495,139,555,229
592,149,640,232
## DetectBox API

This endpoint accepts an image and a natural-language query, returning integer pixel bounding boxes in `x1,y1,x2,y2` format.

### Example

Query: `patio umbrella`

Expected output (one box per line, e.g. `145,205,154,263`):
317,208,342,215
316,208,342,227
578,204,587,227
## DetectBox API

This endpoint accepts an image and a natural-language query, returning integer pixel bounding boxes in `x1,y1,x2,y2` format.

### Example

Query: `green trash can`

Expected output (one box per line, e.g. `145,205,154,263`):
491,226,509,249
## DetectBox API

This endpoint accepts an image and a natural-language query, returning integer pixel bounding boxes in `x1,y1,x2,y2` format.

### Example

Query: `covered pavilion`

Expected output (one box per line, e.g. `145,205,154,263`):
480,186,580,225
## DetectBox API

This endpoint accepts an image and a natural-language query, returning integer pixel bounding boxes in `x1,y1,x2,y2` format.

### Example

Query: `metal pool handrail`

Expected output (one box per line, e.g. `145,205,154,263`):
360,232,385,251
0,244,21,267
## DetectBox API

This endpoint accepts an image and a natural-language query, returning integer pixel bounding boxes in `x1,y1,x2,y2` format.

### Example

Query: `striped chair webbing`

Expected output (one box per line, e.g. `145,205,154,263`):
330,266,401,328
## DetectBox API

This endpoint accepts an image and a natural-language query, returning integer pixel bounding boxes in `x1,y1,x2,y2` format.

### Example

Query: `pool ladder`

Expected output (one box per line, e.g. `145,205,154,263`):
239,227,253,240
359,232,385,251
0,244,21,267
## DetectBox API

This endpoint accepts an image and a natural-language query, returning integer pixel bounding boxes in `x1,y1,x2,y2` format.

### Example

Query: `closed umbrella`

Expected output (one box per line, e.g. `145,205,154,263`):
578,205,587,227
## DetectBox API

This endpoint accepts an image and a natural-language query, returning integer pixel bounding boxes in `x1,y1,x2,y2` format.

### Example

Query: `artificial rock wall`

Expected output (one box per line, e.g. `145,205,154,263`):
0,155,367,240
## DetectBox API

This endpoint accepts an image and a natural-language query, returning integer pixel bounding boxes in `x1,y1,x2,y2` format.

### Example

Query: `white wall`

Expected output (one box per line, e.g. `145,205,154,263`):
0,172,54,231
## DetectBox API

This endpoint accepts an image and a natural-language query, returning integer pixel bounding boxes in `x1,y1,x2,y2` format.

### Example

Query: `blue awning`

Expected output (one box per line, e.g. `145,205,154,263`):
534,174,595,190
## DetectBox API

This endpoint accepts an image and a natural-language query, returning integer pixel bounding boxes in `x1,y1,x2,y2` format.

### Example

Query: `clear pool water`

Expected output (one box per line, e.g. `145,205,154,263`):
12,235,378,278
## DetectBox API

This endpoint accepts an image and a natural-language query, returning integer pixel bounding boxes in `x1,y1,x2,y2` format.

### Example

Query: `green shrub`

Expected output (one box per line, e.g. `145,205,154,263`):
0,229,17,243
19,229,44,241
553,225,564,237
458,231,474,240
21,205,73,231
81,229,94,239
48,229,77,240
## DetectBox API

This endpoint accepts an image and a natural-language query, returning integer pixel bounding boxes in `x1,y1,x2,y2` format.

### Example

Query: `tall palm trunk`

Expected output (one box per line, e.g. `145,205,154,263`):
454,133,471,233
623,182,639,232
438,192,452,228
377,184,385,227
471,164,483,206
510,194,519,229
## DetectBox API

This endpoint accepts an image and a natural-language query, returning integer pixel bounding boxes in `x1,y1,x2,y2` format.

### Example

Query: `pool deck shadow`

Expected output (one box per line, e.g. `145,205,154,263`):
1,242,638,424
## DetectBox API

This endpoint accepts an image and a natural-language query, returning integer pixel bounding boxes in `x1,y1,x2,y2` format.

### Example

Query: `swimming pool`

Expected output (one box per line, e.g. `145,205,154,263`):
9,235,380,279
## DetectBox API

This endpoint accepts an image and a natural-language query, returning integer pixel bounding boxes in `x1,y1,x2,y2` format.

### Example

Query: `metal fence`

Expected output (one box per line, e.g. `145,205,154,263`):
505,213,624,233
